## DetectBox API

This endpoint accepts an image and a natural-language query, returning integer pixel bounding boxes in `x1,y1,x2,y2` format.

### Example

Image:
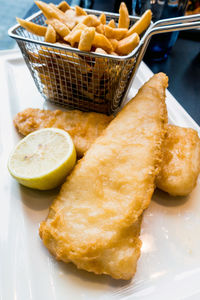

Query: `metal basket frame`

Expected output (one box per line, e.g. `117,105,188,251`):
9,9,148,61
8,8,151,114
8,9,200,114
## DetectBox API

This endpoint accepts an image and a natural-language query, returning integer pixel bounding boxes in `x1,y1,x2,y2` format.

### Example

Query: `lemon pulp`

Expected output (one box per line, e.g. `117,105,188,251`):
8,128,76,190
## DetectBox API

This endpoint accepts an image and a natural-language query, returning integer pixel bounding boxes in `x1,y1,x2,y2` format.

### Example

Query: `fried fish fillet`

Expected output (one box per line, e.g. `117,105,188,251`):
156,124,200,196
69,216,143,280
13,108,113,157
39,73,168,280
14,109,200,197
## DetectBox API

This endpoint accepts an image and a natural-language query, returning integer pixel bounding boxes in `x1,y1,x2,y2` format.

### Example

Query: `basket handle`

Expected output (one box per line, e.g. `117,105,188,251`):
152,14,200,28
122,15,200,106
133,15,200,79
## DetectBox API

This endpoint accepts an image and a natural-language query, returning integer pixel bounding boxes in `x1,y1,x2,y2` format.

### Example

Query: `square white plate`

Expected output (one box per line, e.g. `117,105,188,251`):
1,49,200,300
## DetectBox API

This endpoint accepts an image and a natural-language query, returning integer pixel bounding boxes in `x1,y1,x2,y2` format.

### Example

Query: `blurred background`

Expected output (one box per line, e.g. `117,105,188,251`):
0,0,34,49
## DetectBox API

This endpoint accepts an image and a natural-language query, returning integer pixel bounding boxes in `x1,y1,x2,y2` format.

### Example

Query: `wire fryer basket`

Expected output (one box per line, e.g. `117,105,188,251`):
8,9,148,114
8,10,200,114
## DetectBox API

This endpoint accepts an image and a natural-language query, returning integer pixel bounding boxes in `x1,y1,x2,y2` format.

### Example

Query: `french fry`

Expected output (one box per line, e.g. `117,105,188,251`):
99,13,106,25
78,27,95,51
108,19,116,28
57,1,70,12
64,30,82,46
126,9,152,36
96,24,105,34
110,52,118,56
75,6,87,16
50,3,77,29
75,15,87,25
72,23,87,31
55,41,72,47
92,32,113,52
35,1,54,18
16,17,47,36
18,1,149,60
116,32,140,55
35,1,76,30
104,25,127,40
46,18,70,38
45,24,56,43
118,2,130,29
64,24,86,45
64,9,77,29
95,48,107,54
81,15,100,27
109,39,118,51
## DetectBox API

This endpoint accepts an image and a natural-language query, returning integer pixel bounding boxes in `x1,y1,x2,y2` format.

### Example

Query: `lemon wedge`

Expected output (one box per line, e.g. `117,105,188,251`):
8,128,76,190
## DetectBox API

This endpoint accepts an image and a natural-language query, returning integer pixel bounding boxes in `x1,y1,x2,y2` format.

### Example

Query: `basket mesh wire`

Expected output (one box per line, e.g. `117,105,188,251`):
12,10,141,114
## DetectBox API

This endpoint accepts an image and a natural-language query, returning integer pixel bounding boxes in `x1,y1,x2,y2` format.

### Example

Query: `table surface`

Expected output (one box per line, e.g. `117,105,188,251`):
1,0,200,124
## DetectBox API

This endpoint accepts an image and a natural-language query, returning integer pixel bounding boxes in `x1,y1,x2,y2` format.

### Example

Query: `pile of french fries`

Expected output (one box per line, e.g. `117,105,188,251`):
16,1,152,113
17,1,152,56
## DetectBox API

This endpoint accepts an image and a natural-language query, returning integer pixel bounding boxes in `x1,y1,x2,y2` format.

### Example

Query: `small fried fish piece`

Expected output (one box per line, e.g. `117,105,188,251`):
156,124,200,196
39,73,168,279
13,108,113,158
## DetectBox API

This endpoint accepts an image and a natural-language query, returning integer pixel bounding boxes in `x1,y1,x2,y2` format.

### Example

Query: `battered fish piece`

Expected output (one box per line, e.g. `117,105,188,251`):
70,217,142,280
14,107,200,197
156,124,200,196
39,73,168,280
13,108,113,157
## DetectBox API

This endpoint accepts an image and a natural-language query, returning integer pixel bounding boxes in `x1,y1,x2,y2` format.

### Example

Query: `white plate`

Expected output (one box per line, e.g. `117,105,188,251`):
0,49,200,300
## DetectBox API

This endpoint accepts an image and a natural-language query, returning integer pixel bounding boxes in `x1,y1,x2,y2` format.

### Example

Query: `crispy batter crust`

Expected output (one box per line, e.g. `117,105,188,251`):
39,73,168,279
13,108,113,157
156,124,200,196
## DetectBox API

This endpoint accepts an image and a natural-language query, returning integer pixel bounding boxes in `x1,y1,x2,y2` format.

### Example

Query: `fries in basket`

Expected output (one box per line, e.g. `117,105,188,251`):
15,2,152,114
17,1,152,56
